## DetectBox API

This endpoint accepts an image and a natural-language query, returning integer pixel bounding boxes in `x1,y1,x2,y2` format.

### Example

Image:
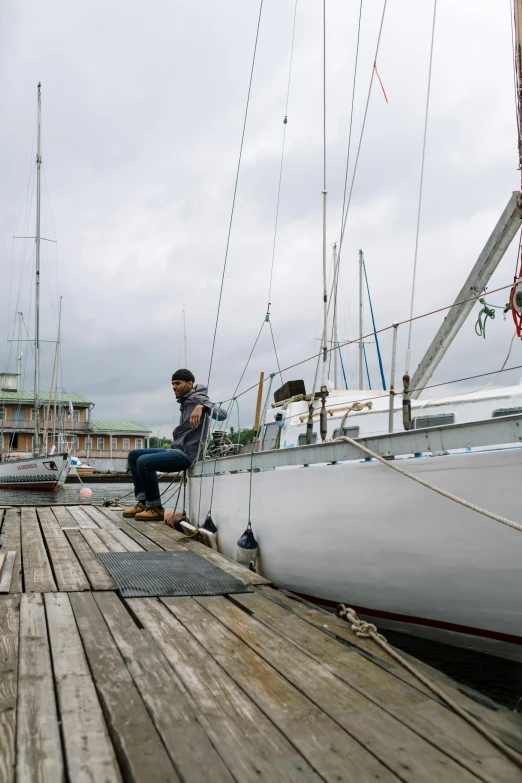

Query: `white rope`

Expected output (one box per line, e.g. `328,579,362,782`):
405,0,437,374
336,605,522,768
336,435,522,534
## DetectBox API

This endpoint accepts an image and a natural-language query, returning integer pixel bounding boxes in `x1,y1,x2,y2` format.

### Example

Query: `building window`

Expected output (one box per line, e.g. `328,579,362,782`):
30,408,37,421
123,438,130,450
0,407,5,421
298,432,317,445
332,425,360,439
135,438,143,449
73,410,79,423
97,437,105,450
111,437,118,450
70,436,79,450
492,407,522,418
412,413,455,429
85,437,92,450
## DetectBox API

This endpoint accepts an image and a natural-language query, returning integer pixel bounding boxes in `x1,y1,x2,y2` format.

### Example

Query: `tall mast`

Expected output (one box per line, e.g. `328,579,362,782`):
515,1,522,175
358,248,364,389
332,243,339,389
33,82,42,454
320,0,328,385
17,312,23,390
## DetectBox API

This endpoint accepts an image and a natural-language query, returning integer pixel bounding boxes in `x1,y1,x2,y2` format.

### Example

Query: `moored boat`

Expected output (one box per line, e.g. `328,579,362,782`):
0,453,69,491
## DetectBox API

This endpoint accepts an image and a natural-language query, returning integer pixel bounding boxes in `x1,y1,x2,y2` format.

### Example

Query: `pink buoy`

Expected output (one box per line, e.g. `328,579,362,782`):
80,487,93,496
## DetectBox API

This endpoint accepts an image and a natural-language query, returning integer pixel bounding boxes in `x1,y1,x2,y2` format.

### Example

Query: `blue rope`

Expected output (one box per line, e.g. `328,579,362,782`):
363,343,372,389
338,344,349,389
362,258,387,390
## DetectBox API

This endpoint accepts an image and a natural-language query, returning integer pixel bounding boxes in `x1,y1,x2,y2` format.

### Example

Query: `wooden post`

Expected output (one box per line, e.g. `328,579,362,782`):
253,372,264,442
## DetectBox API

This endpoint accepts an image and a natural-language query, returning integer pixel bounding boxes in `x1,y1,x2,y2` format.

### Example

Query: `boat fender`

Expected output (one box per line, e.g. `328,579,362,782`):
198,513,218,550
235,527,259,571
174,512,189,533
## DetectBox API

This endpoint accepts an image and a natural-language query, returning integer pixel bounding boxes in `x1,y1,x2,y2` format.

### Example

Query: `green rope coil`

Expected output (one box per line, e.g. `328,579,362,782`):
475,298,504,339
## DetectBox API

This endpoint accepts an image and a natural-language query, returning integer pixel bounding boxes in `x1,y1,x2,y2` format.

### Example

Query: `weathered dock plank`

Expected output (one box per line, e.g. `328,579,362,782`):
195,595,507,783
20,508,56,593
0,595,19,783
129,595,342,782
37,508,90,591
51,506,79,529
257,586,522,755
64,505,99,529
3,504,522,782
44,592,122,783
231,591,518,783
0,510,22,593
82,506,162,551
16,594,63,782
63,530,115,590
94,591,235,782
69,592,179,782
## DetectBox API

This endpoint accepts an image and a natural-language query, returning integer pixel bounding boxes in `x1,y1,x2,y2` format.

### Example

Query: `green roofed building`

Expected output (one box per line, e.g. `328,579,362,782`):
0,381,151,458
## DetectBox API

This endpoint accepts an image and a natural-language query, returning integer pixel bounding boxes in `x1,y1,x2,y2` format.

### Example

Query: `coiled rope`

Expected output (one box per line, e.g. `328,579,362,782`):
335,435,522,534
336,605,522,768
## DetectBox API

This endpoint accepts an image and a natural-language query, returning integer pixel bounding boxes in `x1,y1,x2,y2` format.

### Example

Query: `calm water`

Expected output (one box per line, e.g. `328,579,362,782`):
1,482,520,709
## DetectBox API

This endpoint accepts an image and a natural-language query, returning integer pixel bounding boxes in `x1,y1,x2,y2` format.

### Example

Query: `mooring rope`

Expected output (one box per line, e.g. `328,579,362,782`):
336,605,522,768
335,435,522,534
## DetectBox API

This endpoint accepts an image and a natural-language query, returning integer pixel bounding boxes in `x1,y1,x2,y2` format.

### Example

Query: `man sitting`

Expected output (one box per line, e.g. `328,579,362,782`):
123,369,226,521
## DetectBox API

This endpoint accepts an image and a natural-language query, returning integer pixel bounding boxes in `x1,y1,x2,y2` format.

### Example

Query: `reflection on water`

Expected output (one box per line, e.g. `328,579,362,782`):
1,482,520,710
0,482,129,507
0,482,180,508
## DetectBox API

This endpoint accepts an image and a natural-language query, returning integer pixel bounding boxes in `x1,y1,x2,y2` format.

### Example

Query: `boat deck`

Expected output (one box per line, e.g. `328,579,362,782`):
0,504,521,782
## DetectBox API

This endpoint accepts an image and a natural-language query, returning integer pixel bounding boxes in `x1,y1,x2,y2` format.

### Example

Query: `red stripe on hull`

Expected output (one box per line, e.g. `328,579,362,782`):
0,482,61,491
292,590,522,646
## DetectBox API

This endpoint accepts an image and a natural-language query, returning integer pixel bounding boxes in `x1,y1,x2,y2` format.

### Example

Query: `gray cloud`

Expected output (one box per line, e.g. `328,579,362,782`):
1,0,521,438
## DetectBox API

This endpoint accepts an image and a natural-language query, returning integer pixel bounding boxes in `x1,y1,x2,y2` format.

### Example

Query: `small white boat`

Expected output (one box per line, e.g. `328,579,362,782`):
69,457,95,476
0,453,69,491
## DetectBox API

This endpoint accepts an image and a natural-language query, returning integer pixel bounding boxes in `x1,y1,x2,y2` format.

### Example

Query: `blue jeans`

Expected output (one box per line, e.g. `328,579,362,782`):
128,448,191,508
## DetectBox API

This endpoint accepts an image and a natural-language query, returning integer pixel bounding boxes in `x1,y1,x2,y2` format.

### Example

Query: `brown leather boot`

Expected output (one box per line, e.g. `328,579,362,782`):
122,501,146,518
135,506,164,521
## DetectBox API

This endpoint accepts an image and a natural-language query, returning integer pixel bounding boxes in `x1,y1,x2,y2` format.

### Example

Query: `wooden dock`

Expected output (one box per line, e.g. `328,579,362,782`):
0,504,521,782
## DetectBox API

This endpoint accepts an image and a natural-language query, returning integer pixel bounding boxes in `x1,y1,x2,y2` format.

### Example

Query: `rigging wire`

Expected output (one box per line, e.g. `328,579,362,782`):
339,0,363,240
206,0,264,389
267,0,298,307
405,0,438,374
337,0,389,260
224,279,516,405
221,1,299,406
269,320,283,384
362,257,386,390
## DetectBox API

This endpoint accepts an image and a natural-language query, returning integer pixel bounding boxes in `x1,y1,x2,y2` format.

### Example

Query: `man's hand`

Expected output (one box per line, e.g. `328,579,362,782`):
190,404,205,428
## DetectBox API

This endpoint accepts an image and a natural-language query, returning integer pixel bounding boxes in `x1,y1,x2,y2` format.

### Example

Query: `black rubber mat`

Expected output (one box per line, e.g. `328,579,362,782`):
97,549,253,597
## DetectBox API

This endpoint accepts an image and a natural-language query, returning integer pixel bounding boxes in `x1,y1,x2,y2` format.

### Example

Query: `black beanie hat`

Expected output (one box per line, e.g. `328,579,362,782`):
172,368,195,383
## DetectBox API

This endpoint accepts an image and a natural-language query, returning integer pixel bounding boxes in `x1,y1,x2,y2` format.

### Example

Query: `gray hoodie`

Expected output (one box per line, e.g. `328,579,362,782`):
171,384,227,462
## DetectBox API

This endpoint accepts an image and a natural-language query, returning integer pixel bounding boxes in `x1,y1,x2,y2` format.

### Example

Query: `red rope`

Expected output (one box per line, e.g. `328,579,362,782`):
374,61,388,103
511,253,522,337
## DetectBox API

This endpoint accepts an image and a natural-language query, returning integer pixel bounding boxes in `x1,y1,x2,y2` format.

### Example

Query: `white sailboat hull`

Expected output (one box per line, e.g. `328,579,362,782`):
195,446,522,660
0,453,69,491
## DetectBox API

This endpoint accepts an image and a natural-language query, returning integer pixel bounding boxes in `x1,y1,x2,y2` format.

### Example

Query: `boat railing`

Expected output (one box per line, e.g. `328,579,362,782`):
192,414,522,475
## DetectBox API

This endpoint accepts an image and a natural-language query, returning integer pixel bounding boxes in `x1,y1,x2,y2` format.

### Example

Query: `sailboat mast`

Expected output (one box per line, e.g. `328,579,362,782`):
320,0,328,384
358,248,364,389
33,82,42,454
515,1,522,174
332,243,339,389
17,312,23,390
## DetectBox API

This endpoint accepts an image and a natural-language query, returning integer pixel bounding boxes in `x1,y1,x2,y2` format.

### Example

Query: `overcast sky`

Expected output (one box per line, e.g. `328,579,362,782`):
1,0,520,436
